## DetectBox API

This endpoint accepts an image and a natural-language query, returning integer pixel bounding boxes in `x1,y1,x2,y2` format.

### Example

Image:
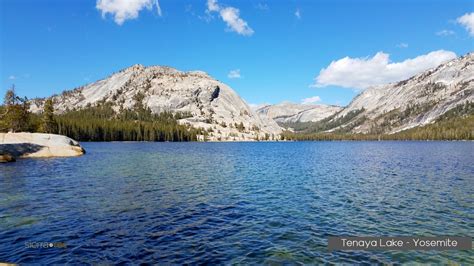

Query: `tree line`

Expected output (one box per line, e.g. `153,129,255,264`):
1,86,472,141
0,86,201,141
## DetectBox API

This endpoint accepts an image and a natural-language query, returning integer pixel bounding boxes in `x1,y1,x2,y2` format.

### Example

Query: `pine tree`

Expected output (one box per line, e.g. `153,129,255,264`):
41,98,58,133
236,122,245,132
2,86,30,132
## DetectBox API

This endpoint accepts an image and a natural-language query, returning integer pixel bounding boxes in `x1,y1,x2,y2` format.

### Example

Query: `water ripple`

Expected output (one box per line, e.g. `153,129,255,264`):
0,141,473,264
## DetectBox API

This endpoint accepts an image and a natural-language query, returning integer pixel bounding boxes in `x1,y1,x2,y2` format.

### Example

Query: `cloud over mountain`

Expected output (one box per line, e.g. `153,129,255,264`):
312,50,457,90
301,96,321,104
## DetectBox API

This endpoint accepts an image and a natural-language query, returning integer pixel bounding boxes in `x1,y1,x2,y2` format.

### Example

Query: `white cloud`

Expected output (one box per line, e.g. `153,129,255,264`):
295,8,301,19
456,12,474,36
206,0,254,36
436,29,455,36
396,43,408,48
312,50,457,90
255,3,269,11
301,96,321,104
248,102,269,110
207,0,219,12
220,7,254,36
96,0,161,25
228,69,241,79
8,75,16,80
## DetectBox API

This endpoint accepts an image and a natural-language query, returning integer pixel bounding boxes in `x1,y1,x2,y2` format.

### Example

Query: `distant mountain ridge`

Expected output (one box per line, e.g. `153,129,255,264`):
256,102,342,124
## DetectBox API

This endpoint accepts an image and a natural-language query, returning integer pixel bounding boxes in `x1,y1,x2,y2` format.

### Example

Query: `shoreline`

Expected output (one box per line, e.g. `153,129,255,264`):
75,139,473,143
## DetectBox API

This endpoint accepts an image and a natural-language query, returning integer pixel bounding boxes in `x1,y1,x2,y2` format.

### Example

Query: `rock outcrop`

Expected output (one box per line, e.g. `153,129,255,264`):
0,133,85,160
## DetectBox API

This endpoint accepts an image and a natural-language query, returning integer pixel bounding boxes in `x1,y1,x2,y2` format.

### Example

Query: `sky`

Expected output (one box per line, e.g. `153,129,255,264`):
1,0,473,107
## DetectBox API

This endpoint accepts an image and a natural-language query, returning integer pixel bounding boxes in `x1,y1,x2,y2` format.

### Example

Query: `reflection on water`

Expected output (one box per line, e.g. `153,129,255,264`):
0,142,473,264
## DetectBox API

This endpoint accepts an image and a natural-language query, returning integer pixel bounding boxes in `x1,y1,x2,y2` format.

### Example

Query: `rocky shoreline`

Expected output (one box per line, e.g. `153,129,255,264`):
0,133,85,162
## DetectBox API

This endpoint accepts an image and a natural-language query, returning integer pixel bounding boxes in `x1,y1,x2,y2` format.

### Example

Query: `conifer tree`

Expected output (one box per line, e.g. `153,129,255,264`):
41,98,58,133
2,86,30,132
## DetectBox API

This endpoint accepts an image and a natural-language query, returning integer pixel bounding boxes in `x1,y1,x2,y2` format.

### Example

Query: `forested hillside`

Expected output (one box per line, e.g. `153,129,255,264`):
282,101,474,141
0,88,202,142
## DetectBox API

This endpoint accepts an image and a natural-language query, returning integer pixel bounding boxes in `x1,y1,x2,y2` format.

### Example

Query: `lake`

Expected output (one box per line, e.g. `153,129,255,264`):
0,142,473,264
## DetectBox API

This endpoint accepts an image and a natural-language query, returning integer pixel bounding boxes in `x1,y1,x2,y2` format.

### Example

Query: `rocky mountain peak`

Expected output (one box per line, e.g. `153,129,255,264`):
30,65,282,141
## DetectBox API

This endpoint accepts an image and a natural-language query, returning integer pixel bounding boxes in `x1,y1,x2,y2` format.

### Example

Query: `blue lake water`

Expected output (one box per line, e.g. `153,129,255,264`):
0,141,473,264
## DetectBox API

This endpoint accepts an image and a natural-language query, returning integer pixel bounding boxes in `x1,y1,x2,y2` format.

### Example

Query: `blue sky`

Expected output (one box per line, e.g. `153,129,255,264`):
1,0,473,107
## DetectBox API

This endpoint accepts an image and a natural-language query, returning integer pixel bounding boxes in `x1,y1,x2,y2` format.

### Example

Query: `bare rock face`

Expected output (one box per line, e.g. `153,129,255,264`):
30,65,282,141
256,102,342,124
326,52,474,134
0,133,85,159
